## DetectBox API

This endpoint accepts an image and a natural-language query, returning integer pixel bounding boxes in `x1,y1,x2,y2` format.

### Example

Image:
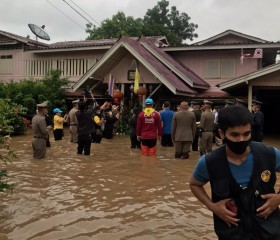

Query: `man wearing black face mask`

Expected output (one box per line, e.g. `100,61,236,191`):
189,105,280,240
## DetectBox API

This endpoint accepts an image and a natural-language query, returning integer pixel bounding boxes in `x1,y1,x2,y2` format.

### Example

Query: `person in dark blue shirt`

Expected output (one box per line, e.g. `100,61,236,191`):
251,99,264,142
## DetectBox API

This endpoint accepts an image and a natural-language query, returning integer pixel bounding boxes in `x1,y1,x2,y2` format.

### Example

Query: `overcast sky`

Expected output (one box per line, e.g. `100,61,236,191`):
1,0,280,44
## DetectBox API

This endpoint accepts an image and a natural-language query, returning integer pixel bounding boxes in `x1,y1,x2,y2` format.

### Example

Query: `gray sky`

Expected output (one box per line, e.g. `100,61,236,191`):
1,0,280,44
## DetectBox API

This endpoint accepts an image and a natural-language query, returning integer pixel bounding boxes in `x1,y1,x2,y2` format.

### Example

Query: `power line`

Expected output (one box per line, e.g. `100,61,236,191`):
68,0,100,26
46,0,86,30
62,0,96,27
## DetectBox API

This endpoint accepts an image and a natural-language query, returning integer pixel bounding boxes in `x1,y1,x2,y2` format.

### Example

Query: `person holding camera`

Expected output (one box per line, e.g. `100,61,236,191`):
53,108,68,141
75,101,94,155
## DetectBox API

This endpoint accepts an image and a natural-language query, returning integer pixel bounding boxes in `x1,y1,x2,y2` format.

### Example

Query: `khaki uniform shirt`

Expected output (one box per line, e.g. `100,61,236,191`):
68,107,78,125
32,114,48,138
200,110,215,130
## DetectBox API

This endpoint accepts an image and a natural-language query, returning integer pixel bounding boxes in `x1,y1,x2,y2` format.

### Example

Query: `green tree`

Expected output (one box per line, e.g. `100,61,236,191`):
85,0,198,46
40,69,70,112
142,0,198,46
86,11,143,40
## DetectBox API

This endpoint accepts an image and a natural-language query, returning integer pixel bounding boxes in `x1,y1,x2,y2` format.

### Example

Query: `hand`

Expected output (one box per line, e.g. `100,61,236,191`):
256,193,280,219
137,136,141,141
210,199,240,227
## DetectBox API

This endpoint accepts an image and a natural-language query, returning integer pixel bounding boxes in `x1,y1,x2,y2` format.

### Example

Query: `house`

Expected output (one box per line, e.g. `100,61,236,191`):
1,29,280,133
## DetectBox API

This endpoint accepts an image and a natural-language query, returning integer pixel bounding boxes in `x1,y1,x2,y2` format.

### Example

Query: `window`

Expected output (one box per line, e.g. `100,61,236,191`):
205,59,235,78
0,55,13,74
206,59,220,78
221,59,235,78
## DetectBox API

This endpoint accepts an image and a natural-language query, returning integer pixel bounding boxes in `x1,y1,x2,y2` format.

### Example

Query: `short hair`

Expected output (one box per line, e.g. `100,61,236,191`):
217,105,252,132
78,101,87,112
93,105,100,112
133,107,139,114
163,101,170,108
180,101,189,109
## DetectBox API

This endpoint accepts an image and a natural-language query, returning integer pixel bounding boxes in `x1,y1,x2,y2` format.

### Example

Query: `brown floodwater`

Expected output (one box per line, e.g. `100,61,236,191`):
0,129,279,240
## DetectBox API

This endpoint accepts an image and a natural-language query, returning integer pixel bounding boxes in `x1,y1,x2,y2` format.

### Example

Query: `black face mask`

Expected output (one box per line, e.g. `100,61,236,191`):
224,137,251,155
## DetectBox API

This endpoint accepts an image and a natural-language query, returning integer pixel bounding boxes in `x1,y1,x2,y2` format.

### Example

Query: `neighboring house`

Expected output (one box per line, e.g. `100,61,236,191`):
1,29,280,132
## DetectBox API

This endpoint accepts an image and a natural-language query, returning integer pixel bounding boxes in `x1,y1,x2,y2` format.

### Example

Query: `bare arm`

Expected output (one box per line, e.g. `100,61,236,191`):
189,176,239,226
189,176,214,210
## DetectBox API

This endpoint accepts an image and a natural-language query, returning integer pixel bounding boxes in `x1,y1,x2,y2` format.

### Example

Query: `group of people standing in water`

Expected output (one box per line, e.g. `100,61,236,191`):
31,93,120,158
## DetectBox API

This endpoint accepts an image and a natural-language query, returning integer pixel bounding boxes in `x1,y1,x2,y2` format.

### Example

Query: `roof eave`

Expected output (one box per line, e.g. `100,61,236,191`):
26,45,112,53
192,30,268,46
163,43,280,52
218,63,280,90
175,90,196,97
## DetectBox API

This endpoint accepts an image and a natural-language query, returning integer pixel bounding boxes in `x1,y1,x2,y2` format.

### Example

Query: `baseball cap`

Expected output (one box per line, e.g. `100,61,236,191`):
145,98,153,105
53,108,63,113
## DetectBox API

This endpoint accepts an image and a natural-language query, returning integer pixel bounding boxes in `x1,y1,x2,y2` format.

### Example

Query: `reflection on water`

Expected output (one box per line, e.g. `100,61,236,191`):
1,129,279,240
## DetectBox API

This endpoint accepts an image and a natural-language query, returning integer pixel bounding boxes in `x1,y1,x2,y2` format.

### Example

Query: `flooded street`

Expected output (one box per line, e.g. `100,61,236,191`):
0,128,279,240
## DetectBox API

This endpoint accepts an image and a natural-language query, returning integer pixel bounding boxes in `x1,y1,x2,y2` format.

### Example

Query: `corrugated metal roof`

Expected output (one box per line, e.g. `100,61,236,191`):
47,36,168,49
0,30,49,48
48,39,118,49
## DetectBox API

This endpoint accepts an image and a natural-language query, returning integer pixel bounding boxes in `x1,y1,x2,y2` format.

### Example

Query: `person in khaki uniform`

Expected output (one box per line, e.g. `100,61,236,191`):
68,99,79,143
32,101,52,159
171,101,196,159
198,100,215,156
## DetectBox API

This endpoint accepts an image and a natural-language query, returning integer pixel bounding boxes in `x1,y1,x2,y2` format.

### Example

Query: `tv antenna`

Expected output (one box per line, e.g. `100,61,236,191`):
28,23,51,41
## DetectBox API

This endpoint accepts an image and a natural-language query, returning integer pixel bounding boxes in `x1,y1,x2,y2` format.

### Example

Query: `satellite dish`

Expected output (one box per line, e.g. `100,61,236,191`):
28,23,50,41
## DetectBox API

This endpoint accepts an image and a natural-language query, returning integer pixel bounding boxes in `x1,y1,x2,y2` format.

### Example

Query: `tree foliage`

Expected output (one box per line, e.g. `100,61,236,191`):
86,0,198,46
86,11,143,40
0,69,70,114
0,99,18,192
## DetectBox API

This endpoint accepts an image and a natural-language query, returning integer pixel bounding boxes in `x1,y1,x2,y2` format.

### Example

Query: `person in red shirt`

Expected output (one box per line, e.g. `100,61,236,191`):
136,98,162,156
